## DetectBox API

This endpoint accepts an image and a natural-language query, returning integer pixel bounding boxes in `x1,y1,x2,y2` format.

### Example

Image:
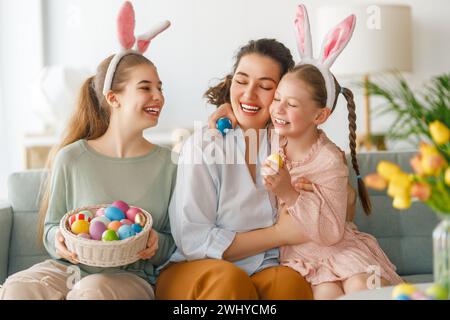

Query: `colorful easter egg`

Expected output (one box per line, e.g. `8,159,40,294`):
89,220,107,240
78,210,94,219
132,224,143,233
118,225,136,240
216,117,232,136
91,216,111,227
78,233,91,239
126,207,142,222
69,212,93,226
120,219,133,225
134,213,146,227
425,283,449,300
391,283,417,299
95,208,106,217
108,221,122,232
111,200,130,213
105,206,126,221
71,220,90,235
102,230,119,241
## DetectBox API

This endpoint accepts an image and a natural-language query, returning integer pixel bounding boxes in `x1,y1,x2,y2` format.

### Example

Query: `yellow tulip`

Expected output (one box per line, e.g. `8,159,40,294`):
377,161,401,181
445,167,450,186
419,142,439,157
411,182,432,201
387,172,411,198
393,195,411,209
429,120,450,145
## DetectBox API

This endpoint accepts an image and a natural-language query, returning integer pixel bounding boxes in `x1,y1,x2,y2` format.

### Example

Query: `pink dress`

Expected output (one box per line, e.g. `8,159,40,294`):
278,130,403,286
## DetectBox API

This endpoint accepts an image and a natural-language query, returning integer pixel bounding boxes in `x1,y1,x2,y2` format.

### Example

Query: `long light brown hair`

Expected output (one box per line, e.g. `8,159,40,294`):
37,53,154,243
290,64,372,215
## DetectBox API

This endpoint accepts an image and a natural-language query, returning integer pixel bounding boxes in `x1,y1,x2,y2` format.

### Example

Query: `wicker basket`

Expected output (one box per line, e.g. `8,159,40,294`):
60,204,153,267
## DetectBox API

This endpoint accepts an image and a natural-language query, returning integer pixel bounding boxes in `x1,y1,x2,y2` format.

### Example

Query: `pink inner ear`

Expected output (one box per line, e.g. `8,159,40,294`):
322,15,355,62
295,6,306,54
117,1,136,50
137,40,151,54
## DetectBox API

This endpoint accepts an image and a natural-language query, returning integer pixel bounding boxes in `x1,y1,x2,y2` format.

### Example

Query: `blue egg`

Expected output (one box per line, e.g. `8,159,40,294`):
118,225,136,240
105,206,126,221
132,223,143,233
395,294,412,300
216,117,232,136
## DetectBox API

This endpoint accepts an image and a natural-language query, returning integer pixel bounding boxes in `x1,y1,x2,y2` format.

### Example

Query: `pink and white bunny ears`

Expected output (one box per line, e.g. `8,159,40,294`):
294,4,356,108
103,1,171,96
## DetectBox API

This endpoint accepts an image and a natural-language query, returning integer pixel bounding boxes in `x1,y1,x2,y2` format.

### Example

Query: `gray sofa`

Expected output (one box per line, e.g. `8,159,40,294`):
0,151,439,286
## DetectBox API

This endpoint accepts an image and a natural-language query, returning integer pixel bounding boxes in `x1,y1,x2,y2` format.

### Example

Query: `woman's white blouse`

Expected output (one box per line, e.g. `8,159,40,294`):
168,126,279,275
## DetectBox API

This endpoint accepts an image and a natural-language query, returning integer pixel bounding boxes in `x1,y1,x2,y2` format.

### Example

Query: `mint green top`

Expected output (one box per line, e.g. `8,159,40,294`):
43,139,177,284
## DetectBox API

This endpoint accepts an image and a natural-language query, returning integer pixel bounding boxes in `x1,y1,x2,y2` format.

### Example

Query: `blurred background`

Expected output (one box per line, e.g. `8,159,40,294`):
0,0,449,201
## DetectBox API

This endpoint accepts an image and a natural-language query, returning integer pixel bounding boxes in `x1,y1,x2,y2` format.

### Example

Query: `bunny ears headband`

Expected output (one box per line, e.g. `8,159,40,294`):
103,1,170,96
294,4,356,108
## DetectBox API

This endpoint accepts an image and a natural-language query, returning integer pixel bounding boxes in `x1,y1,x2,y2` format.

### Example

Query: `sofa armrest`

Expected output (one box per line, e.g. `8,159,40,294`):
0,203,12,284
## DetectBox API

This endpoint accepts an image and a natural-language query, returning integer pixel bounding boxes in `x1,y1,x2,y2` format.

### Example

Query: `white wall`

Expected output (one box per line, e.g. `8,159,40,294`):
1,0,450,199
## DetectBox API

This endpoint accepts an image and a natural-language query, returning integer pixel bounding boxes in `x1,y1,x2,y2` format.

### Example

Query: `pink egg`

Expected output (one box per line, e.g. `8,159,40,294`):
126,207,142,222
120,219,133,225
89,221,107,240
95,208,105,217
111,200,129,213
78,233,91,239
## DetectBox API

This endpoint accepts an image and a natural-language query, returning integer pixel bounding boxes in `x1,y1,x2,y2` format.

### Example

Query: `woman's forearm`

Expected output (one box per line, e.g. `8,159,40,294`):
222,226,281,262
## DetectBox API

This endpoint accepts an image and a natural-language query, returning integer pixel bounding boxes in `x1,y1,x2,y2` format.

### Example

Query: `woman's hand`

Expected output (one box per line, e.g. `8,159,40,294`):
272,205,308,246
207,103,237,130
262,162,299,206
55,230,79,264
138,229,159,260
293,177,314,193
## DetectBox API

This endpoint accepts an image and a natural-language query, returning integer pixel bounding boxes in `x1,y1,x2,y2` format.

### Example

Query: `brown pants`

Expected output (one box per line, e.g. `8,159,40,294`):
155,259,313,300
0,260,154,300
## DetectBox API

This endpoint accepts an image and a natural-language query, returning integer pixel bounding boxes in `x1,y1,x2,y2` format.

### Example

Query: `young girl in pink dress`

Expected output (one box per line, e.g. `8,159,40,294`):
261,5,403,299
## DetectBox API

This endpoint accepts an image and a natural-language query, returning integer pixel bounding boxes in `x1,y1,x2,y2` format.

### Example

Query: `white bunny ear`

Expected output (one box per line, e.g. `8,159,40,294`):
294,4,313,60
318,14,356,68
136,20,171,54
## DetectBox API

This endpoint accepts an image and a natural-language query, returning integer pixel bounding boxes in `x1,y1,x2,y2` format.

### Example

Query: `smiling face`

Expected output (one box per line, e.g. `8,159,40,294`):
229,53,281,131
270,73,330,138
113,63,164,130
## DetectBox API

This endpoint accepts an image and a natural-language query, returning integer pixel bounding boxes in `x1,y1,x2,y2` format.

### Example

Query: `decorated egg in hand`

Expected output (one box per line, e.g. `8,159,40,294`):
126,207,142,222
89,220,107,240
112,200,130,213
118,225,136,240
216,117,233,136
71,220,90,235
105,206,126,221
108,221,122,232
102,230,119,241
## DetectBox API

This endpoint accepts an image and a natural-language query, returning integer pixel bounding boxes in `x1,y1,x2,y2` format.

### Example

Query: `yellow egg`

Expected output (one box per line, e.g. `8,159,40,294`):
71,220,90,235
267,154,283,169
391,283,417,299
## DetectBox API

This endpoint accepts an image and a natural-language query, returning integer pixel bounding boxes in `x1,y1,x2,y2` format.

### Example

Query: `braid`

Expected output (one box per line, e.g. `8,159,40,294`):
342,87,372,215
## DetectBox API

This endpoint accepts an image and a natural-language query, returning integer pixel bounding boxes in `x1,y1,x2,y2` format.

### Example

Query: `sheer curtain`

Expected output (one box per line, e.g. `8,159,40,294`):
0,0,44,201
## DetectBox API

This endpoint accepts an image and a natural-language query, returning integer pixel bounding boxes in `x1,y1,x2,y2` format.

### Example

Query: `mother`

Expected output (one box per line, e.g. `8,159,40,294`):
156,39,354,300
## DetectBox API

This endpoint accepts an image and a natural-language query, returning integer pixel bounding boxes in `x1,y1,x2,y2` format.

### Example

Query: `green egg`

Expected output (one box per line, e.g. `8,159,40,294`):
102,230,119,241
425,284,449,300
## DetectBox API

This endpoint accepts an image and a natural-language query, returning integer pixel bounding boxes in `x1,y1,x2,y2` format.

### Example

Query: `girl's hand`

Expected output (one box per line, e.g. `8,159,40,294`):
55,230,79,264
293,177,314,193
208,103,237,130
262,162,299,206
272,205,308,246
138,229,159,260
